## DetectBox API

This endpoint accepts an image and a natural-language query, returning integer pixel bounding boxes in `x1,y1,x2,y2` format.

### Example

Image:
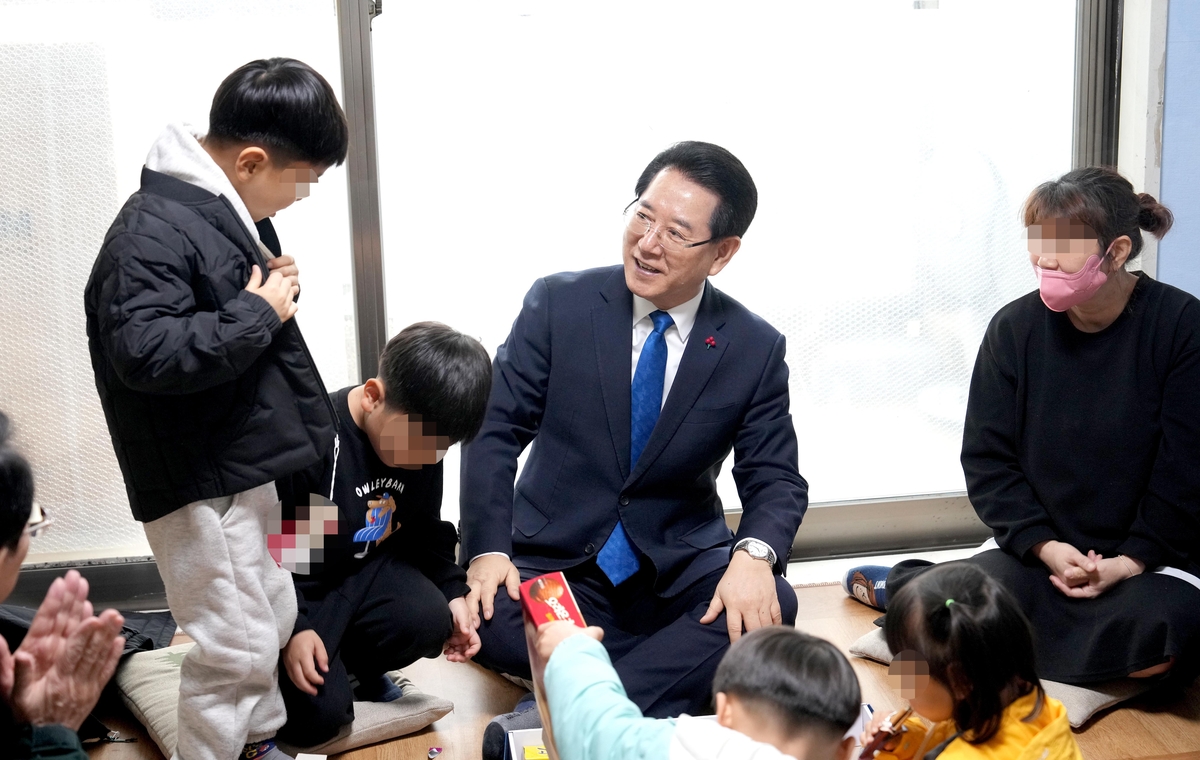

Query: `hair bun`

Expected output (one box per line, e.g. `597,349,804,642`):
1136,193,1174,237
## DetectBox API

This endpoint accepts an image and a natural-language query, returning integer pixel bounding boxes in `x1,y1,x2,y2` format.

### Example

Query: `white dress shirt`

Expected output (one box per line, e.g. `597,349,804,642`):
630,288,704,409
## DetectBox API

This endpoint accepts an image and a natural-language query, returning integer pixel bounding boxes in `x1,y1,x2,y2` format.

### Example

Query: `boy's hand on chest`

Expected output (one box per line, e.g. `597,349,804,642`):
267,255,300,288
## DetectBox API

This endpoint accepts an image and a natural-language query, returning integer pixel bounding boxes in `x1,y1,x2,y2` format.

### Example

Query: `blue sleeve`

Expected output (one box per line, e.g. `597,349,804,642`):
544,634,674,760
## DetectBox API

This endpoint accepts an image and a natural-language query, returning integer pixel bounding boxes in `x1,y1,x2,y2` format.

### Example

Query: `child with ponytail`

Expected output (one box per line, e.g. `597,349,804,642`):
860,563,1082,760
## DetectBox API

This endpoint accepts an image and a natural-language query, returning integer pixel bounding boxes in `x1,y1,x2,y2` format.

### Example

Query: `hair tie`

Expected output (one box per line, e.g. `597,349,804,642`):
945,599,955,608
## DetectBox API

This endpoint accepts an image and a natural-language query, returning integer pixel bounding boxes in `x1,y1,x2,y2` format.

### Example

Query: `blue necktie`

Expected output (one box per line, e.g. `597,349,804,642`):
597,310,674,586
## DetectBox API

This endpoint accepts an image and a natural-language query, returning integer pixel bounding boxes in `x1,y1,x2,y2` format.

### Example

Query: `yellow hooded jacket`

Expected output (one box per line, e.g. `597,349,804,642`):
878,691,1082,760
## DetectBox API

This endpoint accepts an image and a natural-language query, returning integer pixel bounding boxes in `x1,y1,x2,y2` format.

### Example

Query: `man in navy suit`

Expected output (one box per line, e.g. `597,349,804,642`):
461,142,807,743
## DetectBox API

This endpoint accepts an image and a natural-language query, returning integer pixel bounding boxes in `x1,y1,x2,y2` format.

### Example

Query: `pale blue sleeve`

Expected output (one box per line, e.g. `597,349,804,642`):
543,634,675,760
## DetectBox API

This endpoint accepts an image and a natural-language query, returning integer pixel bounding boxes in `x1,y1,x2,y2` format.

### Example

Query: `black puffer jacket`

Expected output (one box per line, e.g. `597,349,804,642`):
85,168,336,522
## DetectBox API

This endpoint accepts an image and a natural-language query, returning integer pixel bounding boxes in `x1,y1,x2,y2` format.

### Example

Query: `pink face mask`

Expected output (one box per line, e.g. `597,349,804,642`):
1033,251,1109,312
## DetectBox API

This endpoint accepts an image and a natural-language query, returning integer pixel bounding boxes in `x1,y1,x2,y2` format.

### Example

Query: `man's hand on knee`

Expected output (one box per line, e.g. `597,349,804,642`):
284,630,329,696
699,551,783,642
465,555,521,626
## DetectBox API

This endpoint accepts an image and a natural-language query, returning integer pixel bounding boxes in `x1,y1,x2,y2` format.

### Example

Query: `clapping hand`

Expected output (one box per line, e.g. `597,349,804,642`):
7,570,125,731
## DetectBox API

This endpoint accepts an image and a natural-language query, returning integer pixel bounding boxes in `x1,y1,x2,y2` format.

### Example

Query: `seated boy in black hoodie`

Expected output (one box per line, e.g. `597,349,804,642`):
273,322,492,747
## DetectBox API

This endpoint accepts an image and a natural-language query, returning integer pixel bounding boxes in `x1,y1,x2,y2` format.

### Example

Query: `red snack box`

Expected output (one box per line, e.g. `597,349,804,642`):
520,572,587,760
520,572,587,629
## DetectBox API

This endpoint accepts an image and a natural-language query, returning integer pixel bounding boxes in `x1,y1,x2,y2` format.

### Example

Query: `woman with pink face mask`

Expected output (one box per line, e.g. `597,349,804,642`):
855,167,1200,696
956,167,1200,688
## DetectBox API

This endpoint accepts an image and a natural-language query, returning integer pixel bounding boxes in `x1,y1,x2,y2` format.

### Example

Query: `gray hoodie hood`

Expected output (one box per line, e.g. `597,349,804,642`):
144,123,273,257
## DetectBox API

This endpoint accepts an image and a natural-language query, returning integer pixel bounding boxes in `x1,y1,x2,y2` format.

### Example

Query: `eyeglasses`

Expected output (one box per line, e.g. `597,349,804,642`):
625,207,714,253
23,502,52,539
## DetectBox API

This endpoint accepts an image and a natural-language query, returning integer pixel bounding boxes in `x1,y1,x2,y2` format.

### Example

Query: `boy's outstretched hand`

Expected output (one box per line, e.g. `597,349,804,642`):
283,629,328,696
534,621,604,664
245,264,299,323
444,597,481,663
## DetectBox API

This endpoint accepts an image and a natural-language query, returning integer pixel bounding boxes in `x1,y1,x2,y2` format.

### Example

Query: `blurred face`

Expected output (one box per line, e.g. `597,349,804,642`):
209,140,326,222
242,159,324,222
372,411,452,469
360,379,452,469
0,533,30,603
888,649,956,722
1027,218,1102,274
623,168,740,310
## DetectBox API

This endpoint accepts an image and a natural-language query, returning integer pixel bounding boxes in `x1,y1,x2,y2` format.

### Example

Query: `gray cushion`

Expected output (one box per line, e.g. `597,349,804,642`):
115,642,453,757
848,627,1151,728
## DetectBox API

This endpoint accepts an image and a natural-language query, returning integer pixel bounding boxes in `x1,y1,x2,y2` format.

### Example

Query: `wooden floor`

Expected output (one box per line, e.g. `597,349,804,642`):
89,584,1200,760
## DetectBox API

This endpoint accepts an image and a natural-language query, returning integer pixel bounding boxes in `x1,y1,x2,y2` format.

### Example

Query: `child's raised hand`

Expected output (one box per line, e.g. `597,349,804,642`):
859,710,888,751
244,265,299,323
283,629,328,696
444,597,482,663
534,621,604,664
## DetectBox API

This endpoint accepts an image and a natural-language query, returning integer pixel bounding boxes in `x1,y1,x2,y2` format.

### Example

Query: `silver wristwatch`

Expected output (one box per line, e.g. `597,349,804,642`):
733,537,777,567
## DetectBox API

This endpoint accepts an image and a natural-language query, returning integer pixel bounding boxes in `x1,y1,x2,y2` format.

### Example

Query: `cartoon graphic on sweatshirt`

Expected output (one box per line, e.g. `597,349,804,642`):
352,491,398,558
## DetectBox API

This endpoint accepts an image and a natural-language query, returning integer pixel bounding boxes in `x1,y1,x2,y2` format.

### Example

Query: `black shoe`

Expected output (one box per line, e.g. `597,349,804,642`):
482,693,540,760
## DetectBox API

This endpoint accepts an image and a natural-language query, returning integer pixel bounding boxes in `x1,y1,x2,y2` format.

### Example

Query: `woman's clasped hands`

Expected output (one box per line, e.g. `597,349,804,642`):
1033,540,1145,599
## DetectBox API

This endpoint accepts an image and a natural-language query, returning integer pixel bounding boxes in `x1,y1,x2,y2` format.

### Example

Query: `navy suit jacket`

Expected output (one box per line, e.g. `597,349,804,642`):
460,266,807,596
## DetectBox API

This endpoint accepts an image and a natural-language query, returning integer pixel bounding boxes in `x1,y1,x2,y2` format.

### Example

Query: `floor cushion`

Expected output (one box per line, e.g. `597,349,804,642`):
115,642,453,757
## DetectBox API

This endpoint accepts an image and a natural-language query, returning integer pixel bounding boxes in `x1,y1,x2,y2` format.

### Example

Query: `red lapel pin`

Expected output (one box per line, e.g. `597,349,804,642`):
705,336,716,349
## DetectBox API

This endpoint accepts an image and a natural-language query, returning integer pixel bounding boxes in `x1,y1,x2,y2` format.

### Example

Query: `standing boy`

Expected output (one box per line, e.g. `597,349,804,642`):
273,322,493,747
84,58,348,760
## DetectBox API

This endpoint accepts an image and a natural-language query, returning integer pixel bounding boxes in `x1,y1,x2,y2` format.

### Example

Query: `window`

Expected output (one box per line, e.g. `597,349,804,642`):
0,0,357,560
370,0,1076,521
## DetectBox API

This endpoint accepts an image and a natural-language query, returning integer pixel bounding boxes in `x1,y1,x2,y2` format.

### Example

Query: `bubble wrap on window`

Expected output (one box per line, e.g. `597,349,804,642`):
0,42,148,557
0,1,355,560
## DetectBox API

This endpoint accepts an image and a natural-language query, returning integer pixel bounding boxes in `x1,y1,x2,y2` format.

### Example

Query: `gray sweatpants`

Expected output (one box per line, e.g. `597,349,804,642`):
143,482,297,760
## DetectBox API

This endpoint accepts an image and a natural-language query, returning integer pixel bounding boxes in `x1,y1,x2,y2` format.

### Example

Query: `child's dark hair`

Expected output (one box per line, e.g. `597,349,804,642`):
208,57,349,168
378,322,493,445
1023,166,1173,262
0,412,34,551
885,563,1044,744
713,627,861,742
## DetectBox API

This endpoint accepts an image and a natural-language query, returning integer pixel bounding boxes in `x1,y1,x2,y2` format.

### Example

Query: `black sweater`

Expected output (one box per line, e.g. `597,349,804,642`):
962,274,1200,575
276,387,469,634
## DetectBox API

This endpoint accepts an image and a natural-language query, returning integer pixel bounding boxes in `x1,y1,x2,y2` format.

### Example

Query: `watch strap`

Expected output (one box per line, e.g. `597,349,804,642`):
733,537,777,567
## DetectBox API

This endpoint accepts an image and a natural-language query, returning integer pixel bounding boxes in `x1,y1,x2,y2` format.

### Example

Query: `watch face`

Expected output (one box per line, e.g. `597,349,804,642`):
748,543,768,558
